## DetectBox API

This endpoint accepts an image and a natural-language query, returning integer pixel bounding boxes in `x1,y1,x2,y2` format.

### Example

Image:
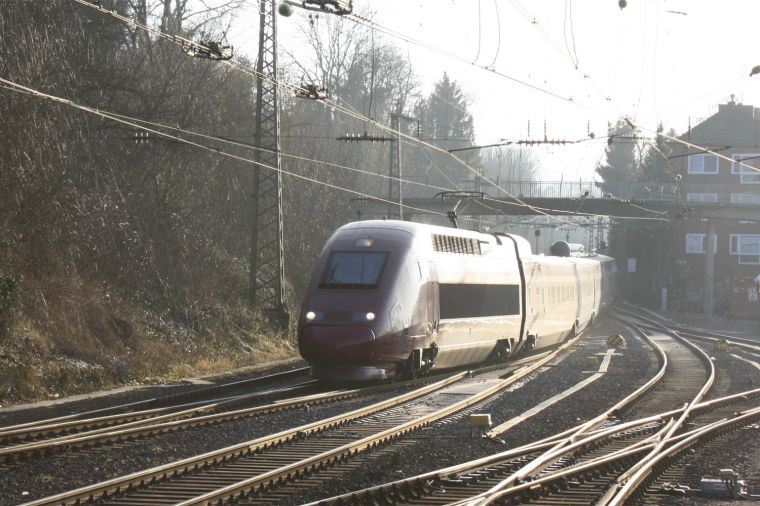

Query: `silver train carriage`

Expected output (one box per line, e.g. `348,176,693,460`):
297,220,616,381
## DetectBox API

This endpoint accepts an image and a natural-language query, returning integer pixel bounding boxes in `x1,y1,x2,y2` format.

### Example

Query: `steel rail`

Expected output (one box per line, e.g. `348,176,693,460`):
21,372,470,506
446,318,671,504
309,387,760,505
0,381,318,444
5,371,479,463
309,320,666,506
5,353,552,464
617,302,760,352
37,340,575,504
605,404,760,505
480,405,760,505
478,313,717,506
312,315,724,506
0,381,322,461
0,365,310,433
168,337,583,505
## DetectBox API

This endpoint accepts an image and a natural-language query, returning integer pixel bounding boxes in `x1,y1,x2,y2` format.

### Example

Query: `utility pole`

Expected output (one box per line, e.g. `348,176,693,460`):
250,0,287,325
249,0,352,326
390,102,417,220
338,101,416,220
389,107,401,220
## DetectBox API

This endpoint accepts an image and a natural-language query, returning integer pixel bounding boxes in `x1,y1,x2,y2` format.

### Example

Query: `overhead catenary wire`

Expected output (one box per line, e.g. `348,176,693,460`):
474,0,482,63
627,117,760,176
69,0,672,223
69,0,586,226
108,95,654,222
488,0,501,68
1,74,666,226
345,11,583,108
338,5,668,220
86,107,491,204
568,0,579,67
0,77,491,225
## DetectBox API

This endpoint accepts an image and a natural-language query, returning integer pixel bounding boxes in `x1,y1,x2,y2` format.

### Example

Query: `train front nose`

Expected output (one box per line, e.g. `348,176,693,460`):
299,324,376,363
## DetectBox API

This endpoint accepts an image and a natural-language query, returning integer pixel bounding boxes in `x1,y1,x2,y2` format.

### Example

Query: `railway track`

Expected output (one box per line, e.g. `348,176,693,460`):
0,366,310,442
309,312,750,505
311,389,760,506
617,302,760,354
21,337,578,505
0,370,321,461
1,368,478,464
609,312,714,419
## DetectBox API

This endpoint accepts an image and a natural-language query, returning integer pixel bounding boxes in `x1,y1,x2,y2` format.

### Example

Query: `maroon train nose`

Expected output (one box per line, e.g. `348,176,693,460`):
299,325,376,364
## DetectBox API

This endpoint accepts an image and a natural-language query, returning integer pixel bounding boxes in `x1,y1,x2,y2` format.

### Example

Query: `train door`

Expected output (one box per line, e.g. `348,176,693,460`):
427,262,439,342
594,264,600,313
574,263,581,326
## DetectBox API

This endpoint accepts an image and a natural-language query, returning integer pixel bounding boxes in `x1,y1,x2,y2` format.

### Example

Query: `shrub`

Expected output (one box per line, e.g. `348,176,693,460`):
0,274,19,341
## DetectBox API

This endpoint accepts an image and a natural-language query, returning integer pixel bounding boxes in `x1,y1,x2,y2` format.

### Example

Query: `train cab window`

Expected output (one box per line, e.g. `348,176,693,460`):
439,284,520,319
319,251,389,289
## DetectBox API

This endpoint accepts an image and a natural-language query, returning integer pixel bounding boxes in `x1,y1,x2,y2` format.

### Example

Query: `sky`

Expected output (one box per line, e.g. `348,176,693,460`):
227,0,760,181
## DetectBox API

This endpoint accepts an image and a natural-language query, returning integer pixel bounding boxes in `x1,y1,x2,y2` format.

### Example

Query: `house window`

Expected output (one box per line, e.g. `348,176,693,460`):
687,154,719,174
730,234,760,264
686,193,719,203
730,193,760,205
685,233,717,254
731,154,760,183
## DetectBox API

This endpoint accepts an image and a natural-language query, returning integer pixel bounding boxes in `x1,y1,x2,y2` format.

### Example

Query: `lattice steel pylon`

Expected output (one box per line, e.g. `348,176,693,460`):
250,0,287,325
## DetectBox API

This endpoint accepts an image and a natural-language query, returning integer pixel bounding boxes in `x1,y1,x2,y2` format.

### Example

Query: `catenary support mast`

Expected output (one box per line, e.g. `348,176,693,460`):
250,0,287,324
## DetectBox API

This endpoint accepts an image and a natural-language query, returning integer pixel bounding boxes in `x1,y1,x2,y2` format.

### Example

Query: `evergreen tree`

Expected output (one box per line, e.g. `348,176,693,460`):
595,120,677,306
411,73,480,185
596,120,641,182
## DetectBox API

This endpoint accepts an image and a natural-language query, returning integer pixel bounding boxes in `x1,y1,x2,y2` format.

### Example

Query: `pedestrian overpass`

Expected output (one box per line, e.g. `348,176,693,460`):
354,180,760,221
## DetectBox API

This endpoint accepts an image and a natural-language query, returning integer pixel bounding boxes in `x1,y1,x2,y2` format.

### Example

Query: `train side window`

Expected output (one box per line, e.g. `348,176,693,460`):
439,284,520,318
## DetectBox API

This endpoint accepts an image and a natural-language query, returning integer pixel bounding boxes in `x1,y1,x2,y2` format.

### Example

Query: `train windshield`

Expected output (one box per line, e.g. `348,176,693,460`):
319,251,389,289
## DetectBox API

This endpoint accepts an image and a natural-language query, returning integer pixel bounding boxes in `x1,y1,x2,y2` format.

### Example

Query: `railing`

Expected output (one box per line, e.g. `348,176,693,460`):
397,179,760,207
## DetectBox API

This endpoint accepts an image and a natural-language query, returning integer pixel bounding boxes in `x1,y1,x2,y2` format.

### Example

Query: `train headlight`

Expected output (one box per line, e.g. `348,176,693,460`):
354,238,375,248
306,311,316,321
365,312,375,321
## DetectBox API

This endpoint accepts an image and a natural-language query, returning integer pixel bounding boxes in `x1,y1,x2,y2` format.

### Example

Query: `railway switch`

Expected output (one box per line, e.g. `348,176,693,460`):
714,339,731,351
606,334,625,348
469,413,492,437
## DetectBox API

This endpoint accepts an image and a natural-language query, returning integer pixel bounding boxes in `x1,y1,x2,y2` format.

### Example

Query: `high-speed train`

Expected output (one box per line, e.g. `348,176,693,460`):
297,221,616,381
